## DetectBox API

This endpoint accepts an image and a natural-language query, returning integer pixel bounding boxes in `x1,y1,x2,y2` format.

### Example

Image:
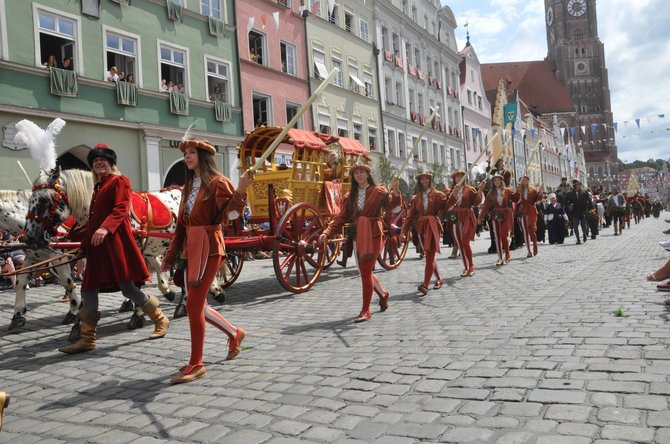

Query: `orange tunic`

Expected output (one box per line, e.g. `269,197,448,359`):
401,189,447,254
323,185,400,263
444,185,482,239
480,188,516,236
517,186,541,230
164,175,247,273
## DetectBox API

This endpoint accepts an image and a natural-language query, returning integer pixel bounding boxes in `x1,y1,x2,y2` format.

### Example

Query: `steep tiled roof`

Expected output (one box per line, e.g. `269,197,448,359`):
480,60,574,114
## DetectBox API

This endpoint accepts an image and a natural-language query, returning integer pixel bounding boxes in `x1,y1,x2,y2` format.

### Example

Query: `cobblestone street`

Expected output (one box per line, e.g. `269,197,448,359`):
1,216,670,443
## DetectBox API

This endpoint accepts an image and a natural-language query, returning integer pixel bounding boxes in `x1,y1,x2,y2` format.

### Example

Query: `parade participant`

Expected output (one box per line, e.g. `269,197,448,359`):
478,174,515,266
564,179,591,245
516,176,543,257
607,188,626,235
59,144,170,354
443,171,485,276
401,172,447,295
536,191,547,244
0,391,8,431
556,177,571,199
485,159,513,254
544,193,568,244
323,150,343,182
318,163,400,323
162,139,250,384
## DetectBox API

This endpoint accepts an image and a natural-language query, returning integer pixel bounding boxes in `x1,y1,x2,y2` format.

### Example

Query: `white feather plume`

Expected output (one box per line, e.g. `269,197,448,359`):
181,118,200,142
14,118,66,171
470,160,489,180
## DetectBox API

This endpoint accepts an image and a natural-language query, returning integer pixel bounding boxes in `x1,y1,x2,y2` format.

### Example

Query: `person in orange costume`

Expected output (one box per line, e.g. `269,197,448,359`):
162,139,250,384
516,175,544,258
319,163,401,323
478,174,516,266
401,172,447,295
444,171,486,277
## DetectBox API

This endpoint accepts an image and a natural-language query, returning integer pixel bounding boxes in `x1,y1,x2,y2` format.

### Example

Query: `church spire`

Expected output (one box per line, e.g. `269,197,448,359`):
465,22,470,47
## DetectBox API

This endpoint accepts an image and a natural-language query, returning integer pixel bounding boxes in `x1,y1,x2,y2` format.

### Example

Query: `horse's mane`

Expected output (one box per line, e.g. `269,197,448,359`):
0,189,32,203
60,169,93,224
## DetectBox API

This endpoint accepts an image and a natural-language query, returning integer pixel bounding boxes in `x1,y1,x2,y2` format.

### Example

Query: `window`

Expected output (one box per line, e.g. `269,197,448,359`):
248,30,265,65
329,4,338,25
392,33,399,55
426,55,432,74
286,102,301,128
395,81,404,107
344,11,353,33
159,43,187,91
313,49,327,79
105,29,138,84
337,117,348,137
353,123,362,140
398,132,405,158
310,0,321,17
467,89,472,105
332,58,343,86
384,76,392,103
200,0,221,20
278,0,291,6
417,93,423,115
349,64,363,93
381,26,389,51
408,87,415,113
368,127,377,151
411,5,417,22
252,94,271,127
421,139,427,162
414,48,421,68
388,130,396,157
364,72,373,98
37,8,78,70
359,19,369,42
318,113,331,134
433,142,439,164
206,57,230,103
478,96,482,110
405,42,411,64
280,41,296,75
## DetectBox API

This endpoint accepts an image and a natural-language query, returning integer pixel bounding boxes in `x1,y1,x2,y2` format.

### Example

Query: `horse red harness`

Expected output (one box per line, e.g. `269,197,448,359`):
25,179,70,237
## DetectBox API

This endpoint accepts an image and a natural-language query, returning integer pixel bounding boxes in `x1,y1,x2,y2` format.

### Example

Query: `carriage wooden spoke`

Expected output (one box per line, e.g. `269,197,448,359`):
218,251,244,289
378,206,410,270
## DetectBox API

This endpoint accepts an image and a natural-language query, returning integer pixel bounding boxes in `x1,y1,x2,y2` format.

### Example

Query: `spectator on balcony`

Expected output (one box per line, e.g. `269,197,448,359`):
118,71,126,82
105,66,119,82
43,54,58,68
126,74,135,84
209,86,224,102
249,48,258,63
167,80,175,92
160,79,169,92
176,82,185,93
61,57,73,71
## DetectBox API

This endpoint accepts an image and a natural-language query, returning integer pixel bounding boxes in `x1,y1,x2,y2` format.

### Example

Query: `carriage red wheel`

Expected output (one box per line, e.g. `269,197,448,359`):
377,207,410,270
218,251,244,289
273,203,325,293
322,239,341,269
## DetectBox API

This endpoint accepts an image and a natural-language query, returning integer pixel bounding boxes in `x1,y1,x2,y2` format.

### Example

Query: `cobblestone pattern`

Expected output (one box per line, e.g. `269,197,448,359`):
1,216,669,443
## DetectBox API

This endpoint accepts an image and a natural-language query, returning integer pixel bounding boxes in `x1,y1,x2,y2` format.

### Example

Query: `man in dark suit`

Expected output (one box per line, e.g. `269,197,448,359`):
564,179,592,244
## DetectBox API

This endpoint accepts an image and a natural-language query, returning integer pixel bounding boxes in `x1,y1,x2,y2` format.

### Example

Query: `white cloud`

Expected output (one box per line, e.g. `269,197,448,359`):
449,0,670,161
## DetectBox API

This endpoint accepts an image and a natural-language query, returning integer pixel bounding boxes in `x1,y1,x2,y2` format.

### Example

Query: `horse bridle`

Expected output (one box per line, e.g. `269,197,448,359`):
25,178,70,239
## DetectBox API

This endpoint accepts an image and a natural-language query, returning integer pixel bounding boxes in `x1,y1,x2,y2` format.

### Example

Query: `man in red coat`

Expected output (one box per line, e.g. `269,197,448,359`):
59,144,169,353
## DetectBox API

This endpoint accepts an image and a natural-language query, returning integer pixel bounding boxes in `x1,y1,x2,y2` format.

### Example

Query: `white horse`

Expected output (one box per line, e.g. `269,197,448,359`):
0,189,80,330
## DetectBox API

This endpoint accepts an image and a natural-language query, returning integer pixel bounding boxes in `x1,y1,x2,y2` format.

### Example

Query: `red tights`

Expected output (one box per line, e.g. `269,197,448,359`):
521,215,538,255
185,256,237,370
493,221,511,260
452,223,475,271
422,250,440,287
356,236,385,315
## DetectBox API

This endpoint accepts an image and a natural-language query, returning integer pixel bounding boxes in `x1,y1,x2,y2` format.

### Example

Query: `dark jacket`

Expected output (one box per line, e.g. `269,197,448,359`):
564,189,592,217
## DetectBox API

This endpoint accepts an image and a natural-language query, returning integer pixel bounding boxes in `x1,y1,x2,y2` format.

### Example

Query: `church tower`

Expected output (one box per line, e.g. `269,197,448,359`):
545,0,618,175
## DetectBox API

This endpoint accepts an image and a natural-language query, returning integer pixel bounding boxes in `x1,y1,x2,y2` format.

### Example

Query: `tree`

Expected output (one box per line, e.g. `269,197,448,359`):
430,163,446,188
376,153,398,188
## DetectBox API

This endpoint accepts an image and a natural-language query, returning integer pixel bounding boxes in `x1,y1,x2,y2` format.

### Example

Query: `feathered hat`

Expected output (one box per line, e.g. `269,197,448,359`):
87,143,117,167
14,118,66,171
349,156,371,173
178,119,216,154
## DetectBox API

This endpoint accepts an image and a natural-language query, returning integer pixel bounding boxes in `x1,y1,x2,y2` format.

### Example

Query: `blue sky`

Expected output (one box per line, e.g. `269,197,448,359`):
447,0,670,163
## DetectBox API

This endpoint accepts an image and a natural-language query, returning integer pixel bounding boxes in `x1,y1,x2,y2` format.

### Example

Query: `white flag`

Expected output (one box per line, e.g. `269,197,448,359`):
247,16,255,34
273,11,280,32
328,0,336,16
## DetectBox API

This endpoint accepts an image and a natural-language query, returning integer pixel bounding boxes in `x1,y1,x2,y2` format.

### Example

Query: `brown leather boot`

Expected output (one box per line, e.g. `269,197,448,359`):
59,308,100,354
140,295,169,339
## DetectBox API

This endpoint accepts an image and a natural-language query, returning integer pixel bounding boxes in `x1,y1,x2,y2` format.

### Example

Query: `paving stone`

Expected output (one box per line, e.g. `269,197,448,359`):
440,388,490,400
536,436,591,444
545,404,593,421
500,402,543,417
655,428,670,444
348,422,388,440
476,416,520,428
623,394,668,411
600,425,655,443
441,427,495,442
494,431,536,444
490,389,526,402
556,422,599,437
384,422,449,440
591,392,619,406
597,407,642,424
587,380,647,393
648,410,670,427
527,389,587,404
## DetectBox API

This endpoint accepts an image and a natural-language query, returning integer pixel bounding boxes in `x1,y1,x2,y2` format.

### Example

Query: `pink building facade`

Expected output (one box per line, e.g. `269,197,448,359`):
236,1,312,135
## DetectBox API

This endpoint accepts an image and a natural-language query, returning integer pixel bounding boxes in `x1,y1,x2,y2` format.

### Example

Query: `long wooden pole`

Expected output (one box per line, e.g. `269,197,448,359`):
17,160,32,186
251,68,339,173
396,105,440,177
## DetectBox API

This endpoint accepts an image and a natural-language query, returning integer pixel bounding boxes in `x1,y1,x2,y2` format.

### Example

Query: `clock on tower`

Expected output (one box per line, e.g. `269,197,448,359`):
567,0,587,17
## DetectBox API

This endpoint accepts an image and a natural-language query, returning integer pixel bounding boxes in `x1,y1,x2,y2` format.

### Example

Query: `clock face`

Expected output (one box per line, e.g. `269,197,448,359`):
567,0,587,17
546,8,554,25
574,60,589,75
